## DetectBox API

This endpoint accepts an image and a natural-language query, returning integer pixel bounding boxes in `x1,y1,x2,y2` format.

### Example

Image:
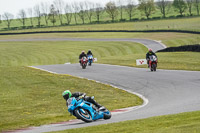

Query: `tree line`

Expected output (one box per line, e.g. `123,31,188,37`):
0,0,199,29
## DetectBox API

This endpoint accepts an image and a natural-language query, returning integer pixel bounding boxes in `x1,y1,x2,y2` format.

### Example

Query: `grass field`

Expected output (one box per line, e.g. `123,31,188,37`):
0,17,200,33
53,111,200,133
0,32,200,131
0,32,199,47
0,41,145,131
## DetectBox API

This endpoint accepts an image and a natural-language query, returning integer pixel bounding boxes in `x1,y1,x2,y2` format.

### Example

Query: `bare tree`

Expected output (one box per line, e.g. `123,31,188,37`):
194,0,199,15
78,2,87,24
105,2,118,22
18,9,26,27
85,1,95,23
2,12,14,29
94,3,104,23
0,15,2,24
49,4,57,26
41,2,50,26
34,4,42,27
64,3,73,25
125,0,136,20
117,0,125,20
72,2,79,24
53,0,64,25
186,0,193,16
28,8,34,27
173,0,187,16
138,0,155,19
157,0,172,18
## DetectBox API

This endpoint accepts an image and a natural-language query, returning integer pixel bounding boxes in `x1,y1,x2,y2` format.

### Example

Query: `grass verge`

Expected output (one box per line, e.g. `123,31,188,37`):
0,32,199,47
52,111,200,133
0,41,145,131
0,17,200,33
1,38,200,131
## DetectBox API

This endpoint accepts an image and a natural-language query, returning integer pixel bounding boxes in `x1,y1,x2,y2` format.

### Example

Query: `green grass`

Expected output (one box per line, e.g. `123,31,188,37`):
52,111,200,133
0,4,200,31
0,41,145,131
0,17,200,33
0,34,200,131
0,32,199,47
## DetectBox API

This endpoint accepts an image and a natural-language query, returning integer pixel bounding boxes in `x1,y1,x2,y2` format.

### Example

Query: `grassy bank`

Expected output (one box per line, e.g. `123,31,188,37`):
0,32,199,47
53,111,200,133
0,41,145,131
1,37,200,131
0,17,200,33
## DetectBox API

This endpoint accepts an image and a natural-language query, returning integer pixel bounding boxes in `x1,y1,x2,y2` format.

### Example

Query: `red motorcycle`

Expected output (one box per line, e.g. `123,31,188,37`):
148,55,158,71
81,56,88,69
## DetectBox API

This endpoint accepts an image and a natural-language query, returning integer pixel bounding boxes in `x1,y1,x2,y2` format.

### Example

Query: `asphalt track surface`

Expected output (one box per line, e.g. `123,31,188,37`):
4,38,200,133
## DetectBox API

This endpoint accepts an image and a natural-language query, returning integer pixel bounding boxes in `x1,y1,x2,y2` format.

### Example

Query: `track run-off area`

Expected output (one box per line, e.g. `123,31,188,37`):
3,38,200,133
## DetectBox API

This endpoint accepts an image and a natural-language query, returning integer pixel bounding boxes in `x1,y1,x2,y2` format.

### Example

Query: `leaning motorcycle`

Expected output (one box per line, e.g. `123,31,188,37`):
81,57,88,69
67,97,111,122
87,55,93,66
149,55,158,71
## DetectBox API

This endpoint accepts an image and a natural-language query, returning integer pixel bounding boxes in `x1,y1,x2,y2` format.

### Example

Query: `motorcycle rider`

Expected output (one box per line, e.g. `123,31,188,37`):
87,50,93,56
146,48,157,67
62,90,103,110
79,51,87,64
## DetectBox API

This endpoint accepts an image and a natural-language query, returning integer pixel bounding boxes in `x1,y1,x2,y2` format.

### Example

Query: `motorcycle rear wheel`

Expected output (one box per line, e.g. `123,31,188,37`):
75,108,92,122
152,64,156,71
82,64,86,69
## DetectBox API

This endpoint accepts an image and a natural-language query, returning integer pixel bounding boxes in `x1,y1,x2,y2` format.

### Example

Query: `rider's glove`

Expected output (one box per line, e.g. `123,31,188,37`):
79,93,86,99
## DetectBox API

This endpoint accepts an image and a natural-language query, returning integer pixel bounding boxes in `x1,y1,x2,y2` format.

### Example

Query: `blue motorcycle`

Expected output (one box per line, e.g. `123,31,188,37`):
67,97,111,122
87,55,93,66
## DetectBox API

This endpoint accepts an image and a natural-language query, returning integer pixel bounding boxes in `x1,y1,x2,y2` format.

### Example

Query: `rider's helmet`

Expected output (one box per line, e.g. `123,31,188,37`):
62,90,72,100
148,48,152,52
82,51,85,54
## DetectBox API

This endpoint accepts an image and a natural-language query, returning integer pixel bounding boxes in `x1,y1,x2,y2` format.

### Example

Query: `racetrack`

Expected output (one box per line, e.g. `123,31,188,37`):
5,38,200,133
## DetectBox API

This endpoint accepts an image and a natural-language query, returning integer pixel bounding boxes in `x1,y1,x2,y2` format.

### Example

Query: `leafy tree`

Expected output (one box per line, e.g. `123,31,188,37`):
173,0,187,16
105,2,118,22
138,0,155,19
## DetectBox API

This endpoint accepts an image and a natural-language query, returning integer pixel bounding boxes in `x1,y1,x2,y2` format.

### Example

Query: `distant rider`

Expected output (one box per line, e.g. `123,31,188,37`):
79,51,87,64
146,48,157,67
87,50,93,56
62,90,103,110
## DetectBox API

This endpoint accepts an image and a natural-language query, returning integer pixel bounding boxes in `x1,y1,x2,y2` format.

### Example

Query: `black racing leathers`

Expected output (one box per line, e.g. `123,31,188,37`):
87,51,93,56
146,51,157,65
67,92,102,108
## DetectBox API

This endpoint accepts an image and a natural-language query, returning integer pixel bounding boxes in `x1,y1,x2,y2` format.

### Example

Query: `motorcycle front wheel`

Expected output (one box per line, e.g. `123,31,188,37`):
75,108,93,122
